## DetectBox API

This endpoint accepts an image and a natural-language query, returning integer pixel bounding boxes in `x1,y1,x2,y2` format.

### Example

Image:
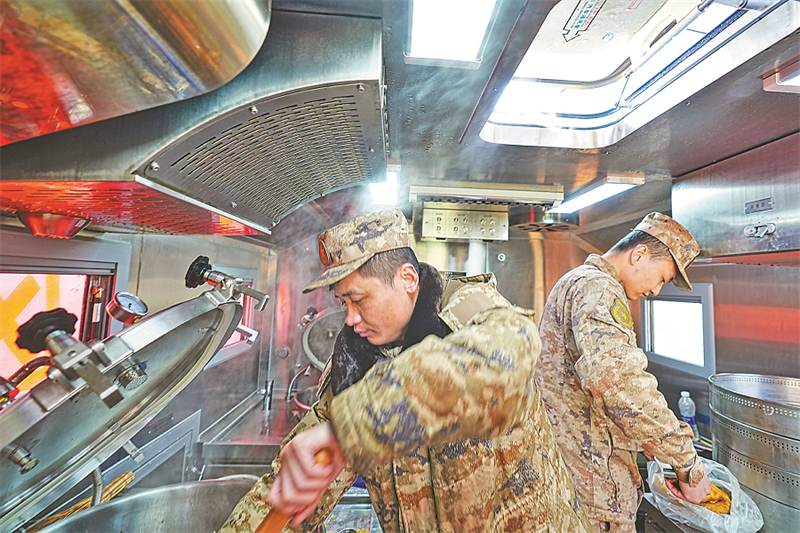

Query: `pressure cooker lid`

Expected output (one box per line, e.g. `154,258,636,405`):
301,308,346,371
0,261,255,532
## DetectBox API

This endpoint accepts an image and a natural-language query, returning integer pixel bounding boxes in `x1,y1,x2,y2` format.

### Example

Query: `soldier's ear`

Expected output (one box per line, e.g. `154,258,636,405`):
397,263,419,295
630,244,649,265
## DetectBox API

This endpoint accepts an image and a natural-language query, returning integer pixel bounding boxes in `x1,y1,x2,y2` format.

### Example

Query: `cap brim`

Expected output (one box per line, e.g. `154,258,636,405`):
669,250,693,292
302,255,372,293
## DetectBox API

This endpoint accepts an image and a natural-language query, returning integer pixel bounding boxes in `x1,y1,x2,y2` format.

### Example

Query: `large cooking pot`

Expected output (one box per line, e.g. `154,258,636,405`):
709,373,800,533
37,479,253,533
0,257,269,532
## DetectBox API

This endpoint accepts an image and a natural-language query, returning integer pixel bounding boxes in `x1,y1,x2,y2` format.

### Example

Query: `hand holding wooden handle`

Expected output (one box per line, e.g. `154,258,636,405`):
254,449,333,533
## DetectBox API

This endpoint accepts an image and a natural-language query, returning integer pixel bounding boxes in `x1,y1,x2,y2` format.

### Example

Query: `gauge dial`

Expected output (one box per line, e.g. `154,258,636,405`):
106,291,149,324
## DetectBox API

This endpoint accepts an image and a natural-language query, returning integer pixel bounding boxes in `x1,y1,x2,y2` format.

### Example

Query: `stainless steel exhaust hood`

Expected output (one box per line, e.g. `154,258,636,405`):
0,0,272,146
0,10,385,236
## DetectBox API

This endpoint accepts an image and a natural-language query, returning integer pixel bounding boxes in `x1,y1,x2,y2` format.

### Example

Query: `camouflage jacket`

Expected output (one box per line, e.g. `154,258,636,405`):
219,264,591,533
534,254,704,525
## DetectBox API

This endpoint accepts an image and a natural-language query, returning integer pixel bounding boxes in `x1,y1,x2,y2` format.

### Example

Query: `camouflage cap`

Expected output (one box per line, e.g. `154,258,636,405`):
634,212,699,291
303,208,410,293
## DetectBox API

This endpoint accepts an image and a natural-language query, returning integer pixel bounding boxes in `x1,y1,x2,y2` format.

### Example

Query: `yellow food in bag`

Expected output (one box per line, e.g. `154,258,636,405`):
699,483,731,515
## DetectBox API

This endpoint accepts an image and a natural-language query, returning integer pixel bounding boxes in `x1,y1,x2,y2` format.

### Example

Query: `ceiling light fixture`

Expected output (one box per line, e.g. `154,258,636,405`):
409,180,563,206
17,212,91,239
548,175,645,214
405,0,498,69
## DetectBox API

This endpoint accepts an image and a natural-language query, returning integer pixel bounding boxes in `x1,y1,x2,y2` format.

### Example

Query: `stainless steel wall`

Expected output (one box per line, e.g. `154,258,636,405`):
266,234,338,401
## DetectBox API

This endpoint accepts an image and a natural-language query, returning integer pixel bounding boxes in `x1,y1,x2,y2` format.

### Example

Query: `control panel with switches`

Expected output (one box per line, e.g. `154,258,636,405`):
421,207,509,241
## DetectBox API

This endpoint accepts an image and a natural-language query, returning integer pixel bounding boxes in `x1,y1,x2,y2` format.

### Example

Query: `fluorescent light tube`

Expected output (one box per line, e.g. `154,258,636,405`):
406,0,497,65
548,183,635,214
370,171,398,206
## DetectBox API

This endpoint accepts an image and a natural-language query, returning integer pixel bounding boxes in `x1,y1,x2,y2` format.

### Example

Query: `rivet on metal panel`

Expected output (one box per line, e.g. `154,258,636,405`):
368,147,374,153
249,105,258,114
231,201,237,209
148,161,160,172
357,84,366,92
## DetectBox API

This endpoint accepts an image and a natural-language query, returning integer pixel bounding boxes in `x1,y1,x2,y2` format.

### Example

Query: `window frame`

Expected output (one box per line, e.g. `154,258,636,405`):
0,228,132,335
641,282,716,378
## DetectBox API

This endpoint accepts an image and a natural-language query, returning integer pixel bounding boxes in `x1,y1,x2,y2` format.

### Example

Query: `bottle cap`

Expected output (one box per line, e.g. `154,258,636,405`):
681,391,690,397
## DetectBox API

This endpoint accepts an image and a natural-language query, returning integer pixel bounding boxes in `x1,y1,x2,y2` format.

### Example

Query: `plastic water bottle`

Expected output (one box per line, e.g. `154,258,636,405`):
678,391,700,442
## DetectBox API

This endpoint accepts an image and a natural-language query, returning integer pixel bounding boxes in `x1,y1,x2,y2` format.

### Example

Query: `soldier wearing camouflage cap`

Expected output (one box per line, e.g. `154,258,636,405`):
534,212,711,533
218,208,592,533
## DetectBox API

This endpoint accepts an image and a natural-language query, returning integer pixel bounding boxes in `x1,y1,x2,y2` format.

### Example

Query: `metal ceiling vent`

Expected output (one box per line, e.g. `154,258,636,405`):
138,82,383,229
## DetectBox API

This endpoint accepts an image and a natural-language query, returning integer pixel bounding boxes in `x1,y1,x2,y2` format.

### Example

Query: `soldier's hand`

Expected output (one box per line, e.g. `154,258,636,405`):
267,422,346,525
666,473,712,504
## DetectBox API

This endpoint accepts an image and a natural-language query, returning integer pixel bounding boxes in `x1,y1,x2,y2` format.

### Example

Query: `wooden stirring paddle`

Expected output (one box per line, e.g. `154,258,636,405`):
254,449,333,533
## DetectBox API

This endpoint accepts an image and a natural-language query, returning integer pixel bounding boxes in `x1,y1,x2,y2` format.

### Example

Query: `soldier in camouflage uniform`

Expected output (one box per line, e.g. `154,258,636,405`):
218,208,592,533
534,212,712,533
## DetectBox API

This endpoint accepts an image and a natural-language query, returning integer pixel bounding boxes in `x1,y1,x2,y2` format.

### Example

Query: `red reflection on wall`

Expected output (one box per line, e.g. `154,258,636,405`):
0,181,264,236
0,5,74,145
715,304,800,344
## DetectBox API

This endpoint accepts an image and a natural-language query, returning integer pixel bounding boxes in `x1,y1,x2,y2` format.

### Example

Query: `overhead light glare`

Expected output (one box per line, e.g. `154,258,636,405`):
548,184,635,214
370,170,398,206
405,0,498,68
548,175,644,214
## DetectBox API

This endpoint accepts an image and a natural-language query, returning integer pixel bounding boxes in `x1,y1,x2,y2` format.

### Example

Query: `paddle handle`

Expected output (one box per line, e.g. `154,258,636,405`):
254,449,333,533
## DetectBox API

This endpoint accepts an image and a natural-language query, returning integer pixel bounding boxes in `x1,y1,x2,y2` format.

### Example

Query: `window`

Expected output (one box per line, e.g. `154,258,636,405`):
642,282,716,377
0,229,131,391
1,273,86,390
482,0,800,148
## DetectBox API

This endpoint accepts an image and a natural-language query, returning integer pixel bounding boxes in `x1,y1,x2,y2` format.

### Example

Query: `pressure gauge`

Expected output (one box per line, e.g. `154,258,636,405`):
106,291,149,324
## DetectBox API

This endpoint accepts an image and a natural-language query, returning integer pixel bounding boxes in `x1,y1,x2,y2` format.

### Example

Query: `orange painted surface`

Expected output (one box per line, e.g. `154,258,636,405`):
714,303,800,344
0,273,85,391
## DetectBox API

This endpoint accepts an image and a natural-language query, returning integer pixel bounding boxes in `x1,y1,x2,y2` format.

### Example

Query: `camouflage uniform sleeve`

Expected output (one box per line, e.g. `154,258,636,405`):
216,383,359,533
328,306,541,473
571,286,705,486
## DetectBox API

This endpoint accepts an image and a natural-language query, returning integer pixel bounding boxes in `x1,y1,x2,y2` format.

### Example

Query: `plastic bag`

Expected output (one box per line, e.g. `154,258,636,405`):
647,456,764,533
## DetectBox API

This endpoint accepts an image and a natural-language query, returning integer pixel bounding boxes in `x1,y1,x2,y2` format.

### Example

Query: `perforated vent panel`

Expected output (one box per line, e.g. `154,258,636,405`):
138,82,386,229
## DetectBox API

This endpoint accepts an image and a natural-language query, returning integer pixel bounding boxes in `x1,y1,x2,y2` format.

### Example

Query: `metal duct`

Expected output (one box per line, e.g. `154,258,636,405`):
0,10,385,236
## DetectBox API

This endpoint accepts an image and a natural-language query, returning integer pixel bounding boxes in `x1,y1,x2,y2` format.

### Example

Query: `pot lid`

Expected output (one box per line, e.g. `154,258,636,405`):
301,308,346,371
0,257,268,532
